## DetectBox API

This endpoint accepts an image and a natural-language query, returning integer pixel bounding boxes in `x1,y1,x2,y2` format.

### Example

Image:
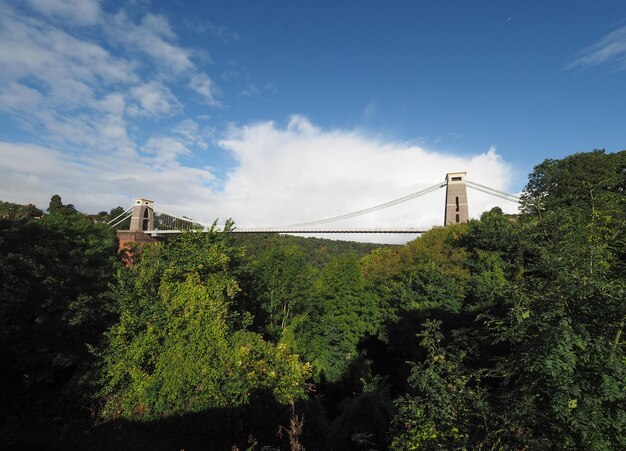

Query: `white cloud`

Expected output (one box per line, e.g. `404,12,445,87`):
140,13,177,40
0,82,44,111
172,119,200,142
107,11,195,75
240,84,260,97
188,73,219,105
143,136,191,165
208,117,519,243
0,140,216,214
566,25,626,70
23,0,102,25
0,116,519,243
0,2,222,153
0,5,139,148
0,10,136,87
129,81,181,116
92,92,126,115
172,119,212,149
239,83,278,98
0,4,520,244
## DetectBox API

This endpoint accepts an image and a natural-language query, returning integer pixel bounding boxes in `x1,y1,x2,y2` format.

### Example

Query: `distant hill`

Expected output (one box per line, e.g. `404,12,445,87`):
231,233,391,268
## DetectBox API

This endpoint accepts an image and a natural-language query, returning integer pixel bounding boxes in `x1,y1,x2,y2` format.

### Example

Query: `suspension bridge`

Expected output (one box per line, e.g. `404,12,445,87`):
112,172,520,247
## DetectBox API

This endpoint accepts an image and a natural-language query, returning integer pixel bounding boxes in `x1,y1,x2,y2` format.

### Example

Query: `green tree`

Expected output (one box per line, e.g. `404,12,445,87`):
47,194,77,215
459,207,523,311
99,231,311,419
488,150,626,449
103,206,131,230
48,194,63,213
0,201,43,220
252,244,315,339
362,225,470,321
0,208,118,444
296,253,380,382
390,321,489,450
387,151,626,450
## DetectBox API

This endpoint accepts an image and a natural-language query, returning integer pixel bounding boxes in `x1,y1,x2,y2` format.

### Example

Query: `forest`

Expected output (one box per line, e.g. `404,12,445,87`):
1,149,625,450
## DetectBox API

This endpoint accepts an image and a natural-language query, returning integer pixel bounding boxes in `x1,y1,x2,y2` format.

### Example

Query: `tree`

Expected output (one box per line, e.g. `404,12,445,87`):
295,253,380,382
252,244,315,339
488,150,626,448
99,231,311,419
459,207,523,310
0,201,43,220
390,321,489,450
47,194,77,215
0,208,118,444
364,225,469,315
48,194,63,213
387,151,626,449
105,206,131,230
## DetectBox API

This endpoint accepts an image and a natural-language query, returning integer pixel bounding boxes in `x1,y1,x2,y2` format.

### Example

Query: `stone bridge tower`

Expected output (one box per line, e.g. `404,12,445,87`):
117,198,157,256
129,198,154,232
444,172,468,225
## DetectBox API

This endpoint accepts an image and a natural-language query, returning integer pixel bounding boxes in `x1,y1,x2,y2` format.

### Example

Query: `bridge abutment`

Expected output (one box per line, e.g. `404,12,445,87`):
116,230,158,254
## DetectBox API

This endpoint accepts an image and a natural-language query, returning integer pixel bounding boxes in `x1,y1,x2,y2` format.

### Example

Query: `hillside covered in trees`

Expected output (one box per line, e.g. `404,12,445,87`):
1,149,625,450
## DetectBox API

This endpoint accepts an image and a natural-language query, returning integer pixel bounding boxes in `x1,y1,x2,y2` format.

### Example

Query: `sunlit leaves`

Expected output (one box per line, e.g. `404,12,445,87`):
99,231,310,419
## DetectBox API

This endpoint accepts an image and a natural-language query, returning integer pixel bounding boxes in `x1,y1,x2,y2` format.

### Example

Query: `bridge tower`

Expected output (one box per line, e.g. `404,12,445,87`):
444,172,468,225
117,198,157,258
129,198,154,232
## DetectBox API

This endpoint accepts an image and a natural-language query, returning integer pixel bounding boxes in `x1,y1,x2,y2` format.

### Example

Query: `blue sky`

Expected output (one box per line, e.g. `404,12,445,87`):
1,0,625,239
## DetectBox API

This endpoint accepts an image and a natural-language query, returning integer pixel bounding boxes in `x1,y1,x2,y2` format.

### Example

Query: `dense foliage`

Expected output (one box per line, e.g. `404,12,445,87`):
99,231,311,419
0,200,43,220
0,199,118,444
387,150,626,450
1,149,624,449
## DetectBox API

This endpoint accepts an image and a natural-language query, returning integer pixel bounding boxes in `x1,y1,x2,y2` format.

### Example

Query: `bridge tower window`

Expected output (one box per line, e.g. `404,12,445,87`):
142,209,149,231
456,214,460,223
455,196,459,212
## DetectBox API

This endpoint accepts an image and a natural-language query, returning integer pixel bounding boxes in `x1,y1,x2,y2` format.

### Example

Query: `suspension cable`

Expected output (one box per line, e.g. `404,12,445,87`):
142,179,517,232
150,204,212,228
107,206,134,225
466,180,521,201
273,181,447,229
108,212,133,228
466,183,520,203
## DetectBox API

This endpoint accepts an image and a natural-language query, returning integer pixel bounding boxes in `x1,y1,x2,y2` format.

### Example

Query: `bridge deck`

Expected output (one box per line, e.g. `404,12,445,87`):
146,228,426,235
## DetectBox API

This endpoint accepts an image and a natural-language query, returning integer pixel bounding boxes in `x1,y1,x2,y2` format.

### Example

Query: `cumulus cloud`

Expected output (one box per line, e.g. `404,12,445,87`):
207,116,519,243
0,115,519,243
143,136,191,165
0,7,136,90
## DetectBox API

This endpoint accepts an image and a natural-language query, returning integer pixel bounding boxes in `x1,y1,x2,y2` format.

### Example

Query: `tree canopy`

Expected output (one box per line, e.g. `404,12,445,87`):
2,150,625,450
